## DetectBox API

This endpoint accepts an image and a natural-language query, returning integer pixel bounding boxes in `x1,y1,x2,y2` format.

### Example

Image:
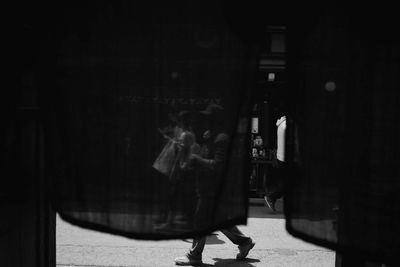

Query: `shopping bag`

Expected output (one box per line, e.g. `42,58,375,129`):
152,139,177,176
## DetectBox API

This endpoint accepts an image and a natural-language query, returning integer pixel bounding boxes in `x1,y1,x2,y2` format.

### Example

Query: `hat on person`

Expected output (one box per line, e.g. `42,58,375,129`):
199,103,224,115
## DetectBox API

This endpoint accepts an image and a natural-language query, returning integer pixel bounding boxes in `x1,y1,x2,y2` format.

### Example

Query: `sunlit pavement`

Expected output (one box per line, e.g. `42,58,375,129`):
56,200,335,267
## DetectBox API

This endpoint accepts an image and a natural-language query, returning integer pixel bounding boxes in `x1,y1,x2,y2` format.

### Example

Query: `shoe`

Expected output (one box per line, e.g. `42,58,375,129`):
236,240,255,260
174,254,202,266
264,196,276,211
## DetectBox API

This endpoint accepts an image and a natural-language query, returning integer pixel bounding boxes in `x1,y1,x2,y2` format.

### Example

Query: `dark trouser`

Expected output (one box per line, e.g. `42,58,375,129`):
266,160,285,201
188,226,252,258
159,172,196,224
188,183,251,258
173,175,196,227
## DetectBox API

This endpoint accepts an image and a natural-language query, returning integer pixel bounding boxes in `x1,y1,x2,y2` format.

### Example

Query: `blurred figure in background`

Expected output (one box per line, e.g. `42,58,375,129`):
264,104,287,212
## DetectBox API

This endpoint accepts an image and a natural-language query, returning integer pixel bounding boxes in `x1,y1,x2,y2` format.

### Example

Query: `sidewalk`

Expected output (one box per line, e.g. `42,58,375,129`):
56,201,335,267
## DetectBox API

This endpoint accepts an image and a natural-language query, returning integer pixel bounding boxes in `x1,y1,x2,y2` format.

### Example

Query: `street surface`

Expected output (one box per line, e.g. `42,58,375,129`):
57,201,335,267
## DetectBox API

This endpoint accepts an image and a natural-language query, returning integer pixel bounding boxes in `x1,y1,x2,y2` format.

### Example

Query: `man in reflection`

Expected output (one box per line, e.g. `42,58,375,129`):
175,103,255,266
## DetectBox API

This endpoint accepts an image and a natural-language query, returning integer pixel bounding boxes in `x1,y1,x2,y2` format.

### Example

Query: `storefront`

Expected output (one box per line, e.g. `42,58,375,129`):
249,26,286,198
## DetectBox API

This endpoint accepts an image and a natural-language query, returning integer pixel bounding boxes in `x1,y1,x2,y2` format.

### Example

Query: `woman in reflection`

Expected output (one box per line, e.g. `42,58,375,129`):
153,110,200,230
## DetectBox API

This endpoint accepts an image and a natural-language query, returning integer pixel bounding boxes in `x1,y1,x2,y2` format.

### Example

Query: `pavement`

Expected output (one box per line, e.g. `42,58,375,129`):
56,199,335,267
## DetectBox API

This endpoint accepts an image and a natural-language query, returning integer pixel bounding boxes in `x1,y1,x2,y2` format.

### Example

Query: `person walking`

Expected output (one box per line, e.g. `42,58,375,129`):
264,111,286,212
174,104,255,266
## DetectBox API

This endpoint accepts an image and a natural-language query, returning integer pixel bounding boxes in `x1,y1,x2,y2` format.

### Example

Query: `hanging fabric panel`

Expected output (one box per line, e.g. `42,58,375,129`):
45,1,261,239
284,4,400,265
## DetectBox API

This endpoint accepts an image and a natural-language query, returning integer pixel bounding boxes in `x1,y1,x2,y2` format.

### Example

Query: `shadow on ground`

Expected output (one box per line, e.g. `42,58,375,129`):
212,257,260,267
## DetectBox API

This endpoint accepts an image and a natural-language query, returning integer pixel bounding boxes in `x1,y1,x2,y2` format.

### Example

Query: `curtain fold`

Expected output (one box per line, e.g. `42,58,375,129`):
285,5,400,265
45,1,261,239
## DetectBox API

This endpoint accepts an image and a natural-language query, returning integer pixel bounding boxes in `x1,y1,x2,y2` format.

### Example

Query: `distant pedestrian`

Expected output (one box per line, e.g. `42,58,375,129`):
264,111,286,212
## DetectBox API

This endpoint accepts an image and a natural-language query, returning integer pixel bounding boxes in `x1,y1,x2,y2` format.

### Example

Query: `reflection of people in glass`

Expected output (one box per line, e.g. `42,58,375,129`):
153,110,200,230
175,104,255,266
170,111,200,182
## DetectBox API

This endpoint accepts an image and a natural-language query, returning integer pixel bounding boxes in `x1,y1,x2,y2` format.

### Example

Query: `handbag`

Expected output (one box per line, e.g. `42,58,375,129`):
152,139,177,176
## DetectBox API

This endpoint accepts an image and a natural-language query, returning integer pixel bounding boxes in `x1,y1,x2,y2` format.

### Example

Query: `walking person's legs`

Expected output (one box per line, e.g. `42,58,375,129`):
175,237,205,266
264,160,285,211
221,226,256,260
154,181,177,229
221,226,252,244
175,189,208,266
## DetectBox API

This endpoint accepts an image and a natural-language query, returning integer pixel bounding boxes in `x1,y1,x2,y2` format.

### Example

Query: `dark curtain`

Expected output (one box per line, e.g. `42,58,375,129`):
284,4,400,265
1,2,56,266
43,1,263,239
